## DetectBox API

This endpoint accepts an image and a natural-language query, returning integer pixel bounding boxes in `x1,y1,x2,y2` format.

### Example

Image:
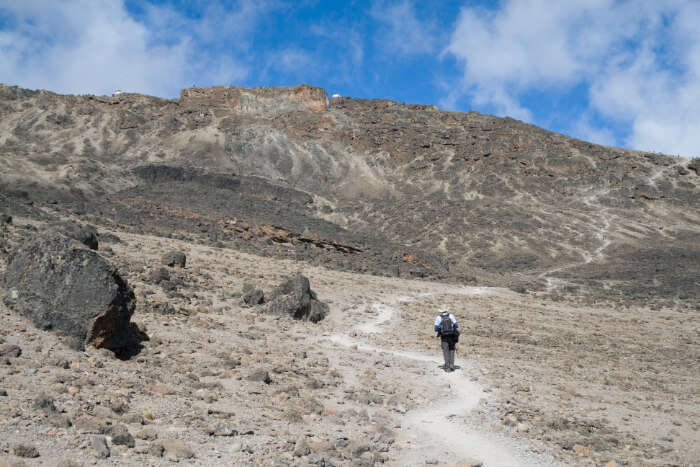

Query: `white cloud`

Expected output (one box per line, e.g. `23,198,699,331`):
570,115,617,148
0,0,258,97
444,0,700,156
370,1,437,57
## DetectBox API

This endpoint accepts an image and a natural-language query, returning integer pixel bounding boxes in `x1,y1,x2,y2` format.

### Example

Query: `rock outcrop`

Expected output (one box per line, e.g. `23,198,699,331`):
162,250,186,268
3,233,136,350
262,274,328,322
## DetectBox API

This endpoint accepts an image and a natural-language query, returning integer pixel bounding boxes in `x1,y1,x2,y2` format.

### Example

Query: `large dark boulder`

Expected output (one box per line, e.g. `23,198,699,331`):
2,234,136,350
262,274,328,322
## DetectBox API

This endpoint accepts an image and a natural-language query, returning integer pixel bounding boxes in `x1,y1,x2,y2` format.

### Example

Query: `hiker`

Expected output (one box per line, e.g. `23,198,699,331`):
434,308,459,372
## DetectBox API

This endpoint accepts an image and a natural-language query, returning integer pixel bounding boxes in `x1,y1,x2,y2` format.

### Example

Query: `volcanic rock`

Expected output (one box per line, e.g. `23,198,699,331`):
91,437,110,458
108,425,135,448
162,250,186,268
262,274,328,322
2,233,136,350
160,438,195,460
0,344,22,358
150,267,170,283
247,370,272,384
55,222,99,250
11,443,40,458
242,286,265,306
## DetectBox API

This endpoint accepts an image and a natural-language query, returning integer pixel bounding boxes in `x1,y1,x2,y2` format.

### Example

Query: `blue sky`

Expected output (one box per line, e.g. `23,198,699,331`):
1,1,698,157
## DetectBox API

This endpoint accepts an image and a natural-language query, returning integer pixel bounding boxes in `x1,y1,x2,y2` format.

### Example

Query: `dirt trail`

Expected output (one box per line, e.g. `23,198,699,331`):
327,287,557,466
538,186,614,293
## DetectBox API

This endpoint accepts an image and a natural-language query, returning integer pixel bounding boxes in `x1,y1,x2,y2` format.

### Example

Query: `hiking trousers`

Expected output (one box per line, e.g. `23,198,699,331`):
441,338,456,370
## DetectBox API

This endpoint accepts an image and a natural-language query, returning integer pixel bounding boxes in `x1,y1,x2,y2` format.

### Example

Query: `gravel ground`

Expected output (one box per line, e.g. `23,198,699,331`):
1,224,698,466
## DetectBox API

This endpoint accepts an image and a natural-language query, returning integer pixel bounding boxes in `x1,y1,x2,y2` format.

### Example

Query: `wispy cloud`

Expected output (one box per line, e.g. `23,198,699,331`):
444,0,700,156
370,0,437,57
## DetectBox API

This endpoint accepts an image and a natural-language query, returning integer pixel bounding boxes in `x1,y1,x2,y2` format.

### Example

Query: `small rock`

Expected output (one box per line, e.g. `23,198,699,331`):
109,424,135,448
136,427,158,440
149,302,177,315
150,267,170,283
121,413,144,425
75,225,99,250
91,436,110,458
148,441,165,457
242,288,265,306
0,344,22,358
11,443,40,458
162,251,186,268
161,438,195,460
56,460,83,467
0,389,7,396
336,438,349,448
34,393,57,412
293,437,311,457
573,444,592,456
503,413,518,426
0,213,12,224
346,441,370,457
208,422,238,437
454,460,483,467
247,370,271,384
516,422,530,433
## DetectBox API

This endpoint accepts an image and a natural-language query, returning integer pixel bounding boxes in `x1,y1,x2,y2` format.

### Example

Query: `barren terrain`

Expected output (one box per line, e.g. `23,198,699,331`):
0,83,698,466
1,216,698,466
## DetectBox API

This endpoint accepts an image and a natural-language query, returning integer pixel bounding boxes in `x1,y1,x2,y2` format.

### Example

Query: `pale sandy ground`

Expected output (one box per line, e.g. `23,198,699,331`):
0,224,698,466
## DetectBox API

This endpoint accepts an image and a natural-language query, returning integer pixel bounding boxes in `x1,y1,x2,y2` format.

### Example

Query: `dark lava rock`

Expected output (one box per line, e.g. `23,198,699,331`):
91,436,111,458
151,267,170,283
242,287,265,306
109,424,135,448
148,302,177,315
0,213,11,224
34,393,57,412
688,158,699,175
0,344,22,358
148,441,166,457
247,370,272,384
162,250,186,268
75,225,99,250
55,222,99,250
11,442,40,458
160,280,178,292
262,274,328,322
3,233,136,351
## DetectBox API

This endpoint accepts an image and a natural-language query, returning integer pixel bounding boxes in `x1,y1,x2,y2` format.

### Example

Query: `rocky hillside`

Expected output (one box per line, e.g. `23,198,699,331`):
0,83,698,306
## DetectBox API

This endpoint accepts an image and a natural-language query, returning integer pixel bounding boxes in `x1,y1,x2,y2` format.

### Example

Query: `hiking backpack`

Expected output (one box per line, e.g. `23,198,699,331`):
440,313,455,336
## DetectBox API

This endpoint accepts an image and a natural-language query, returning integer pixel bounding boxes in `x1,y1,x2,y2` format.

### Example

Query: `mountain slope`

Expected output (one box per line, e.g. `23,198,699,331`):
0,83,698,305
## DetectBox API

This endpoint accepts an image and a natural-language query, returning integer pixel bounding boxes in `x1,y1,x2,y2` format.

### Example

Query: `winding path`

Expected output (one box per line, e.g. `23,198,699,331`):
327,288,556,466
